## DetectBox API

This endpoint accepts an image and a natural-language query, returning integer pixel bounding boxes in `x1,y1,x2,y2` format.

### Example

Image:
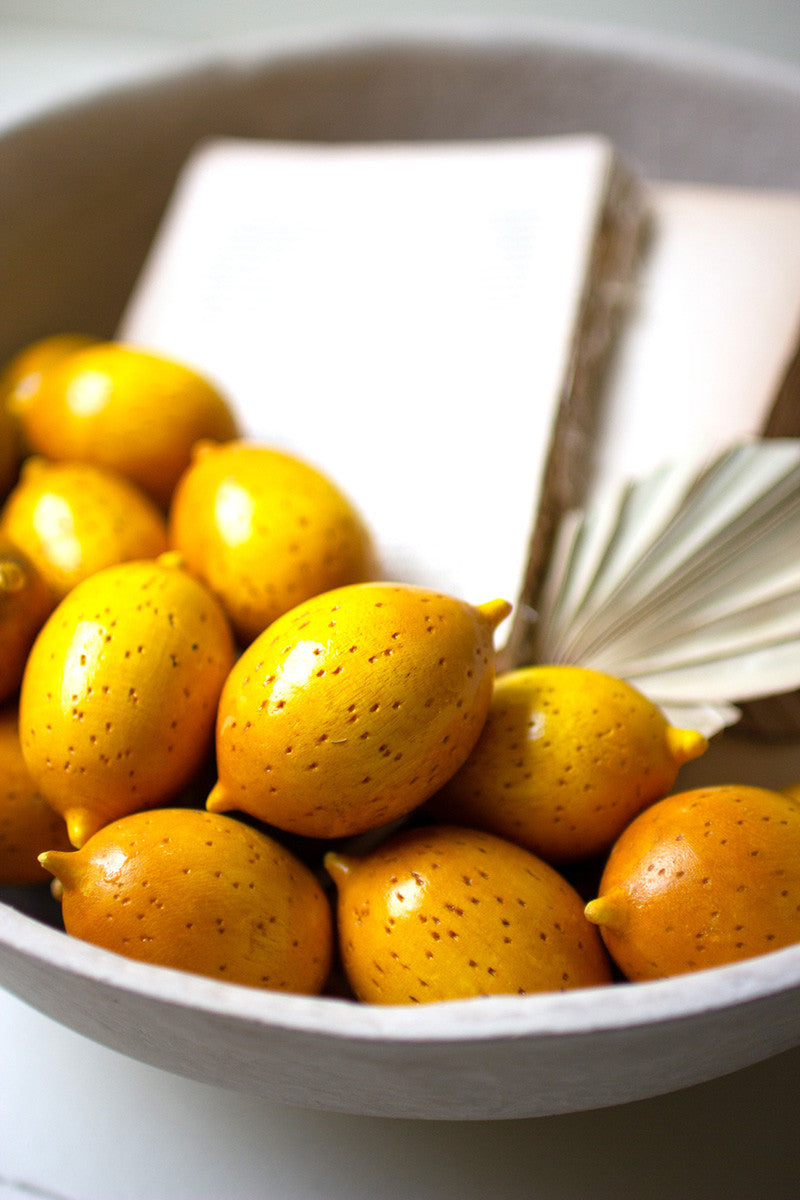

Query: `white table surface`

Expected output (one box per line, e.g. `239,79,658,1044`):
4,11,800,1199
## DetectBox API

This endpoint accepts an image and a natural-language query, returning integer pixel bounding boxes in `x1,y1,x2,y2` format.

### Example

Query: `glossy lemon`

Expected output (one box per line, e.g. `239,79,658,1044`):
9,341,238,506
428,665,707,863
208,583,511,838
20,553,235,847
0,705,70,885
585,784,800,980
40,808,333,993
1,458,168,601
0,333,97,496
325,824,612,1003
169,440,376,644
0,539,52,705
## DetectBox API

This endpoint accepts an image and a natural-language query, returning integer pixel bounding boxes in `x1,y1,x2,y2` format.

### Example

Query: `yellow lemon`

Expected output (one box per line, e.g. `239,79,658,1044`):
208,583,511,838
0,705,71,885
325,824,612,1003
169,440,376,644
20,554,235,846
0,539,52,705
585,785,800,980
9,341,238,506
1,458,168,601
40,808,333,993
1,335,99,499
0,334,98,404
428,665,707,864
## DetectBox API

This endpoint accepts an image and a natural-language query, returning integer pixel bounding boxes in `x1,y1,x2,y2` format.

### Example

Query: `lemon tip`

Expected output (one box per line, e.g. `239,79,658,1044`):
667,726,708,766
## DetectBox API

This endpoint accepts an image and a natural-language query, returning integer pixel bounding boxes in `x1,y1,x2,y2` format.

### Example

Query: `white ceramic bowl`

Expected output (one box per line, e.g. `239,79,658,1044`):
4,21,800,1121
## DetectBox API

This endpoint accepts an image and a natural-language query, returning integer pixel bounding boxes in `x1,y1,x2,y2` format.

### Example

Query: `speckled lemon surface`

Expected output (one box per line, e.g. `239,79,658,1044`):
585,785,800,980
40,808,333,993
208,583,511,838
169,440,375,644
9,342,238,506
20,554,235,846
325,824,612,1003
429,665,706,863
1,458,168,600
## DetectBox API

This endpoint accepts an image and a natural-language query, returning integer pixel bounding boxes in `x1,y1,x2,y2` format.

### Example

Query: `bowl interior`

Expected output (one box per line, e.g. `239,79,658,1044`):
3,23,800,1119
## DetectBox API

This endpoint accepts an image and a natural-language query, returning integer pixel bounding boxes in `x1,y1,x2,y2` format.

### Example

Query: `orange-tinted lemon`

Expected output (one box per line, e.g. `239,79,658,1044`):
325,824,612,1004
208,583,511,839
40,808,333,993
428,665,707,863
9,342,238,506
20,554,235,847
1,458,168,601
169,440,376,644
0,334,97,405
0,334,98,497
585,784,800,980
0,539,52,704
0,705,71,885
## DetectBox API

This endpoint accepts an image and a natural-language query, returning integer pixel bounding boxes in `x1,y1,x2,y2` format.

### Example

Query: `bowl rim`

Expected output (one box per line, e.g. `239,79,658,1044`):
6,15,800,142
4,897,800,1043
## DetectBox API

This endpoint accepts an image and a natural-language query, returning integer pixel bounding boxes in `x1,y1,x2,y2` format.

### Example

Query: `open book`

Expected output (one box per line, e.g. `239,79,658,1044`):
118,135,800,738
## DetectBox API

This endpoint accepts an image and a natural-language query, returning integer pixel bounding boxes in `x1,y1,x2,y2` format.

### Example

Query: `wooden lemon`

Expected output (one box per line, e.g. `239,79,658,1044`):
9,341,238,507
0,539,52,705
428,665,707,864
1,458,168,601
0,705,70,885
20,554,235,847
325,824,612,1004
585,785,800,980
169,440,376,644
39,808,333,993
0,334,97,405
207,583,512,838
0,334,97,492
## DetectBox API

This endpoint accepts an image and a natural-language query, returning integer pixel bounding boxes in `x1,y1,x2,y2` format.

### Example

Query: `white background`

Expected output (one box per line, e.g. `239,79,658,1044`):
3,4,800,1199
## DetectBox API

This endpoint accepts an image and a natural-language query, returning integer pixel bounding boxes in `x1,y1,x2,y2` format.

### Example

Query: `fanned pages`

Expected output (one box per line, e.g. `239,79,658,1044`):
534,439,800,736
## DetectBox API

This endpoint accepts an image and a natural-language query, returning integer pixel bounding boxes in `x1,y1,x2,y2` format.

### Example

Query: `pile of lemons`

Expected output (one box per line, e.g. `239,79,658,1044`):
3,334,800,1005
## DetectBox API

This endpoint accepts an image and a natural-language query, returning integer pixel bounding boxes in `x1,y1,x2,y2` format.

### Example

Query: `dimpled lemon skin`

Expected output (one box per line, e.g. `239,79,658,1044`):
0,705,71,885
428,665,707,864
20,555,235,847
585,785,800,981
208,584,512,839
39,808,333,993
0,540,52,705
325,824,612,1004
10,342,238,507
1,458,168,601
169,440,376,645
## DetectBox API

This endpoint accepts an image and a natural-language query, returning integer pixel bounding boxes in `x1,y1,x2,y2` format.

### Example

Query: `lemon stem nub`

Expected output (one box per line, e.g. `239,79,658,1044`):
39,849,78,889
584,892,627,931
206,781,232,814
667,726,708,767
323,851,355,889
64,808,100,849
478,598,513,631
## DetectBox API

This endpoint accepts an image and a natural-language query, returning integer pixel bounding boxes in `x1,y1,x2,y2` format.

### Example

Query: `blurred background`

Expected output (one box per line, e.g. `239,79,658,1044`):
2,0,800,131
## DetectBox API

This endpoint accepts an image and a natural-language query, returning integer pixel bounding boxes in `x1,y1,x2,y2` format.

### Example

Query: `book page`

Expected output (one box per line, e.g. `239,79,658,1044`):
119,134,631,630
595,182,800,485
